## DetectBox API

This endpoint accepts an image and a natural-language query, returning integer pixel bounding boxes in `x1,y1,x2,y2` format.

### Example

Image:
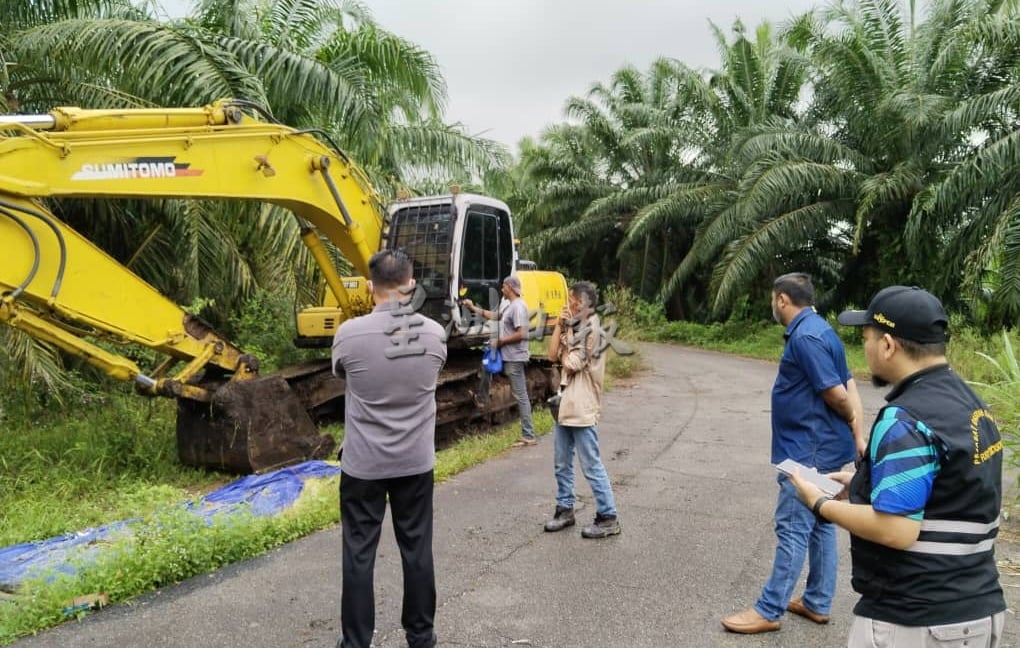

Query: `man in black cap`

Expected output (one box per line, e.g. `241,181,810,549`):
790,286,1006,647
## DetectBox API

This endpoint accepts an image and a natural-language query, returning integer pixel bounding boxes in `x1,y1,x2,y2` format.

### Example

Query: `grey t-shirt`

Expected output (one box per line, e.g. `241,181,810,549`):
500,297,530,362
331,300,447,479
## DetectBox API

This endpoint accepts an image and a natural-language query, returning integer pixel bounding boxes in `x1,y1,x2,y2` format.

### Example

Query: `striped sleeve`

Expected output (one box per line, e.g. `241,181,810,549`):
869,406,939,520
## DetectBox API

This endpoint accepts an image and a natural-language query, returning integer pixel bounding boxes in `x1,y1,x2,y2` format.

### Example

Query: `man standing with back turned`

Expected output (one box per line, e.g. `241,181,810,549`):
722,272,865,634
332,249,447,648
791,286,1006,647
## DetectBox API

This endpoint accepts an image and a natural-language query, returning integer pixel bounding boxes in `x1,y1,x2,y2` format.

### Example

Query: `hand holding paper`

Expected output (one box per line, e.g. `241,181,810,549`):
775,459,844,497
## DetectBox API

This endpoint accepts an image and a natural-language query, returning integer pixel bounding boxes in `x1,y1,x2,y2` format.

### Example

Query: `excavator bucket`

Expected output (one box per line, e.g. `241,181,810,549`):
176,374,336,473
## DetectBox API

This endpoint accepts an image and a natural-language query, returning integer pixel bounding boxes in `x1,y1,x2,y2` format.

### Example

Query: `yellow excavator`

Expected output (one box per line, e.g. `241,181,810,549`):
0,99,567,473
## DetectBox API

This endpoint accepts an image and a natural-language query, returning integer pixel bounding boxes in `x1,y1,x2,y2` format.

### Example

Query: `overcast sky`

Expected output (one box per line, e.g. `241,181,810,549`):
161,1,824,147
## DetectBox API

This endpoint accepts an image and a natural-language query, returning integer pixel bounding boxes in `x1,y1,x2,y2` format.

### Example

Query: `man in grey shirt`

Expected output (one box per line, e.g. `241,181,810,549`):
463,274,535,446
331,249,447,648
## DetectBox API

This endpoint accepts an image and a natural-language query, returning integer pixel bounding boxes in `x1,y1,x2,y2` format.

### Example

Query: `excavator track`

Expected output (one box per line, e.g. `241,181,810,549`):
176,349,559,473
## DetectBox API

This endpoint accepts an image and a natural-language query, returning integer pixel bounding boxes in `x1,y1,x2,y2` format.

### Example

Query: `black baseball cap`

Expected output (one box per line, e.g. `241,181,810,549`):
837,286,949,344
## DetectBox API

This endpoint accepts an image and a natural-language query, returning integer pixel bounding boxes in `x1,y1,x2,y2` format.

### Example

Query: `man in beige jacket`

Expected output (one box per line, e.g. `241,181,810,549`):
543,281,621,539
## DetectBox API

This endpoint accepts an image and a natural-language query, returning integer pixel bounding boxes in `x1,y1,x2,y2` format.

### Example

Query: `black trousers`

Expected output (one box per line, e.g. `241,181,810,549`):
339,470,436,648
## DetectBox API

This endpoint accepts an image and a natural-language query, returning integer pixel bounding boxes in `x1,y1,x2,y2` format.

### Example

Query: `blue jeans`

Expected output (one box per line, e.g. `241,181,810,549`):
754,474,838,621
503,361,534,440
553,424,617,517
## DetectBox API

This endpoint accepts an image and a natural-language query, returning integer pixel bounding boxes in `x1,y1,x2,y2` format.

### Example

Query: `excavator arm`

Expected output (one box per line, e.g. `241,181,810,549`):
0,99,389,471
0,99,386,391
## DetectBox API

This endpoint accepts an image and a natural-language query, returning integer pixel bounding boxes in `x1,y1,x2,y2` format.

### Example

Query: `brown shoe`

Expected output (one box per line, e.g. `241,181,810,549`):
511,438,537,447
721,608,781,634
787,597,830,624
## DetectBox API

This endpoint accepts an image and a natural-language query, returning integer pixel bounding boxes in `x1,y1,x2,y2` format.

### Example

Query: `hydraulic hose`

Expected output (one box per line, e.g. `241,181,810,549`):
0,198,68,299
222,99,279,123
0,206,41,298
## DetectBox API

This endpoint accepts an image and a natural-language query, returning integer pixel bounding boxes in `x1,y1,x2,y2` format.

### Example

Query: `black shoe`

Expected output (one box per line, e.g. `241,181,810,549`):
581,513,621,539
410,633,437,648
543,506,575,532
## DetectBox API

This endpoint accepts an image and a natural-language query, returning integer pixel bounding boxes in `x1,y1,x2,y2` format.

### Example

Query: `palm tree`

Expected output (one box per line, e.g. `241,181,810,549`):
516,57,721,306
518,21,811,317
513,123,618,286
646,20,814,316
905,0,1020,326
687,0,1020,319
0,0,509,408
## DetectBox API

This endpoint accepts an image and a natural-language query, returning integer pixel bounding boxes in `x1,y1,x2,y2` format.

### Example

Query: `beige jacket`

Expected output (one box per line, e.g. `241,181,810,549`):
555,314,605,427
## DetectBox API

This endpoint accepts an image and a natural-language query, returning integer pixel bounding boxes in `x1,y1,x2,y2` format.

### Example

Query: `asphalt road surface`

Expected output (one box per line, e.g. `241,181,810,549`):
13,343,1020,647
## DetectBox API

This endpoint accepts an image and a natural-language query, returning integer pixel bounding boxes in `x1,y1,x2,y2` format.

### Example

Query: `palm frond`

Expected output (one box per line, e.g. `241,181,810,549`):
317,24,447,118
12,19,269,108
855,159,924,248
711,200,841,314
0,328,68,407
625,183,732,244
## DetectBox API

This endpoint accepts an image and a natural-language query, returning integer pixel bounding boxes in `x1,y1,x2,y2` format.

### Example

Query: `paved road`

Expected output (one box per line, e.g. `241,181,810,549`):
14,343,1020,647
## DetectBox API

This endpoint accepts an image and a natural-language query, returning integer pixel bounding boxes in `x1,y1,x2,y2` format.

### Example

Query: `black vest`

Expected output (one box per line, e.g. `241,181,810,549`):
849,364,1005,625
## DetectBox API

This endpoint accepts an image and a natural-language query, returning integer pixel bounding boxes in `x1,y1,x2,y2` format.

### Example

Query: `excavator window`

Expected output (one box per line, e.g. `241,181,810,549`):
462,211,500,281
459,206,514,313
389,203,454,322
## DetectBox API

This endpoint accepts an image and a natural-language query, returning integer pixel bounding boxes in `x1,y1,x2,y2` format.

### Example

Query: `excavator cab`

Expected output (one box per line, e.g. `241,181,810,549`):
296,191,565,348
387,192,514,347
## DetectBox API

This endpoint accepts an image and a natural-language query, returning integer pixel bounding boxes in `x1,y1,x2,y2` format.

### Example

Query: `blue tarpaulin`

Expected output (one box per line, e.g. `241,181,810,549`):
0,460,340,590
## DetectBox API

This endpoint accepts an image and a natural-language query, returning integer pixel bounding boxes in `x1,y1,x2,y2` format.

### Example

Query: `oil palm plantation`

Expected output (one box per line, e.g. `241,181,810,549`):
0,0,507,406
692,0,1020,319
515,57,721,305
518,20,811,318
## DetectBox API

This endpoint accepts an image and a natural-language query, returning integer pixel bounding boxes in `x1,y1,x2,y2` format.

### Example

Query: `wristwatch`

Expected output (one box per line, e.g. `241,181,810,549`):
812,495,832,520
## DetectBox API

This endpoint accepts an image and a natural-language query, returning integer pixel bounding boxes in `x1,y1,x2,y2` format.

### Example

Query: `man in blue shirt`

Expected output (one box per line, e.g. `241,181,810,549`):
722,272,864,634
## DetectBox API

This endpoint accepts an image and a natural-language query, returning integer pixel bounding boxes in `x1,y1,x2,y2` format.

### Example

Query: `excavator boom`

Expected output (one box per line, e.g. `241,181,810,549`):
0,99,564,473
0,100,393,472
0,100,384,320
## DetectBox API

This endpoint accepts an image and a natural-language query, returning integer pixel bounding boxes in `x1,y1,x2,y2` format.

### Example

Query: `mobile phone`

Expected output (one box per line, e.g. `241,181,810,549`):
775,459,844,497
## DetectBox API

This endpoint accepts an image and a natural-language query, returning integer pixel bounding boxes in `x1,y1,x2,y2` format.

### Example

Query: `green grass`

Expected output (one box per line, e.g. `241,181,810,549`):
0,479,341,643
0,393,573,643
0,392,227,548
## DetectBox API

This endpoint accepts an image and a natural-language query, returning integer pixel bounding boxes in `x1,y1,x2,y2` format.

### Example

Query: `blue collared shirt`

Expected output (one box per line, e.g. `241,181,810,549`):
771,308,855,471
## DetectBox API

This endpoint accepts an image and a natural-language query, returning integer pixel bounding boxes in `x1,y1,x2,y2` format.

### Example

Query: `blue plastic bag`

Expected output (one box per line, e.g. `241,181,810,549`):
482,345,503,374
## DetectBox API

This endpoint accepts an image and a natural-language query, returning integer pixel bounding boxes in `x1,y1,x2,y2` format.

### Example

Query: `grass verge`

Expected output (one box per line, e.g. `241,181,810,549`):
0,407,570,643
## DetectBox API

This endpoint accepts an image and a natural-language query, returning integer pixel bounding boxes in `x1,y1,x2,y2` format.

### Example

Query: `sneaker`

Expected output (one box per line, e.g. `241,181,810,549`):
511,438,537,447
543,506,575,532
581,513,621,539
